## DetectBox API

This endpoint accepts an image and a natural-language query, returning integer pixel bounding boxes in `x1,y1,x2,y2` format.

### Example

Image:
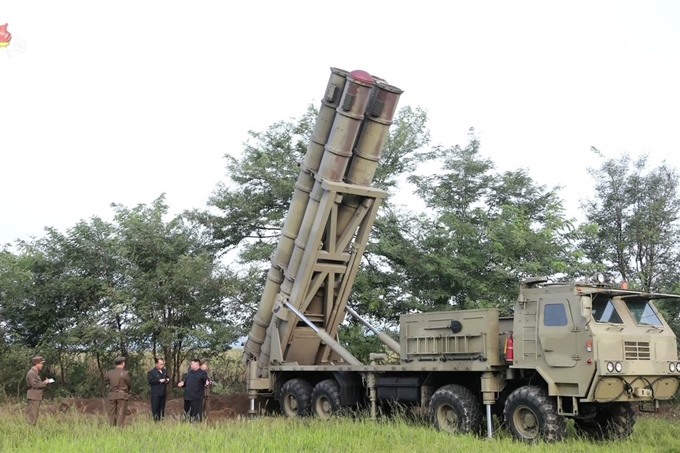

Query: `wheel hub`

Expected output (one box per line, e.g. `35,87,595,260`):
514,405,539,438
437,404,459,431
286,395,298,412
523,412,537,428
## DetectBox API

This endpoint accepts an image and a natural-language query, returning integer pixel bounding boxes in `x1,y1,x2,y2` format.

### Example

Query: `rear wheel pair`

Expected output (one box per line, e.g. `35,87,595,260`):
429,384,567,443
280,378,342,419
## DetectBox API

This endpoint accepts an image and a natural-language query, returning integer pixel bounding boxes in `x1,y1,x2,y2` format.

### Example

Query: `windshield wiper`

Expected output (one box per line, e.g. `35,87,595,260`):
643,324,664,332
603,322,624,331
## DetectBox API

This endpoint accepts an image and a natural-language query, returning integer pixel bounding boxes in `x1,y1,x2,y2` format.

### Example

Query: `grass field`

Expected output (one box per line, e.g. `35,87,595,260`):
1,404,680,453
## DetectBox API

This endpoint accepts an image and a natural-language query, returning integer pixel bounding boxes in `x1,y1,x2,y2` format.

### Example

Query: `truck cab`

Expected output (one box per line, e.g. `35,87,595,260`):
513,275,679,406
504,274,680,440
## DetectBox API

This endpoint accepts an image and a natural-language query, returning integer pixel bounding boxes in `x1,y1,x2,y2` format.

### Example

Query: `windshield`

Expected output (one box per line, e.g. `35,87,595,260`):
592,298,623,324
625,299,663,326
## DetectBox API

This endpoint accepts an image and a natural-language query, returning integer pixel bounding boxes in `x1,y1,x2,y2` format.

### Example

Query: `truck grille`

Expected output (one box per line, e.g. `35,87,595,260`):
624,341,651,360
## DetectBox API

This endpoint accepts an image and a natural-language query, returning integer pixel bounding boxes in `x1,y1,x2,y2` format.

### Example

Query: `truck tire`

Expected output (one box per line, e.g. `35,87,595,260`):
503,386,566,443
429,384,483,435
574,402,636,440
280,378,313,418
311,379,342,419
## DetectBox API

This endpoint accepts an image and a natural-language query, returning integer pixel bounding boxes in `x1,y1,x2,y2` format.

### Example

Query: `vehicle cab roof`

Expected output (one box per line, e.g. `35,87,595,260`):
519,276,680,300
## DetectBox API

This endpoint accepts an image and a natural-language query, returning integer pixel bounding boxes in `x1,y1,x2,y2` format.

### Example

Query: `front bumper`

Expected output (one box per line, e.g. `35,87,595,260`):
588,360,680,402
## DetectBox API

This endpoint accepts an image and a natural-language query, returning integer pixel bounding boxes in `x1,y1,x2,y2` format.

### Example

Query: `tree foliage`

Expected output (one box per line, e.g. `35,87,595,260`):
352,128,589,320
580,148,680,292
191,105,318,256
580,149,680,333
0,196,239,397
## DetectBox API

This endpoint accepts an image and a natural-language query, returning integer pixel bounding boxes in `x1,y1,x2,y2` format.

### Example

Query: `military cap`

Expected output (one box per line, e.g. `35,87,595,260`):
31,356,45,365
114,356,126,365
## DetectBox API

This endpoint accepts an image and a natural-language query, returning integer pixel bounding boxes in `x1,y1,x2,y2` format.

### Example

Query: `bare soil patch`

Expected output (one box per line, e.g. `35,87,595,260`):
45,393,251,421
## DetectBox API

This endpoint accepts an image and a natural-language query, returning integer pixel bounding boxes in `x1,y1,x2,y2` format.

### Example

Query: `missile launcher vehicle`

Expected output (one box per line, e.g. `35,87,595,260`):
242,67,680,442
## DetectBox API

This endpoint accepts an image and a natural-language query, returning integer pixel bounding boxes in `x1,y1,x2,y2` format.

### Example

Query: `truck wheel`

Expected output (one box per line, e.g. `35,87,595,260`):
311,379,342,419
503,386,566,443
280,378,313,418
575,403,636,440
429,384,483,435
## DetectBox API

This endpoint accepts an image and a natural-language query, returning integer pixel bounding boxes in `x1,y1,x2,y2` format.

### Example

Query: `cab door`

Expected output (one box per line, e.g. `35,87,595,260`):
538,300,578,368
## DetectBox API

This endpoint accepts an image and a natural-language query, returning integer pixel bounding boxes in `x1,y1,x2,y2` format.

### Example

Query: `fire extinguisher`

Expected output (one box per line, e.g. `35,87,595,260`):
505,332,514,362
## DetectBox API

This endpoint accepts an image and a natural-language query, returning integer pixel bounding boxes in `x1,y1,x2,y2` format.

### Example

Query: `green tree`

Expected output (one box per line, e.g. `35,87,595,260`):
580,149,680,292
193,105,318,256
112,195,240,383
375,128,588,318
0,249,37,399
0,196,241,395
579,149,680,334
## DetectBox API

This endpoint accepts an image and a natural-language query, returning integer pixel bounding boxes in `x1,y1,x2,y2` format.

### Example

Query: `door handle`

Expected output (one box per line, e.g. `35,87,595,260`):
544,348,554,352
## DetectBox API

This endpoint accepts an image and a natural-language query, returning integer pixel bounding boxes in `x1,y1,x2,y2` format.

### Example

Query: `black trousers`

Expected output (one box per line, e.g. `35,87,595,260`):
151,395,166,421
184,399,203,422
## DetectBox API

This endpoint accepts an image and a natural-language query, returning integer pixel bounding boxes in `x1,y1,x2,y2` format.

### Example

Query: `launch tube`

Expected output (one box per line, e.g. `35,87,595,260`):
273,67,349,269
283,71,376,290
243,68,350,361
257,71,376,374
335,81,403,239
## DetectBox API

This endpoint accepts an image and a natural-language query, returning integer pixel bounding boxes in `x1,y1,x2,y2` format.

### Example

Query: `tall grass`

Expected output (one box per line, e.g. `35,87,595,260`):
0,404,678,453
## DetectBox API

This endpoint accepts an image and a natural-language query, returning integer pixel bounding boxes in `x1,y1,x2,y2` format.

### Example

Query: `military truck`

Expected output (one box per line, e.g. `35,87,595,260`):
242,67,680,442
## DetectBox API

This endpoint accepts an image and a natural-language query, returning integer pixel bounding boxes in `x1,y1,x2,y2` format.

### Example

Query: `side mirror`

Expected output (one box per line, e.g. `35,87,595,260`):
581,296,592,318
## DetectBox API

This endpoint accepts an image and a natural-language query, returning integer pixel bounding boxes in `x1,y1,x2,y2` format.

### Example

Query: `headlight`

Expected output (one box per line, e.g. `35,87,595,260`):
607,362,615,372
615,362,623,373
670,363,676,373
676,362,680,372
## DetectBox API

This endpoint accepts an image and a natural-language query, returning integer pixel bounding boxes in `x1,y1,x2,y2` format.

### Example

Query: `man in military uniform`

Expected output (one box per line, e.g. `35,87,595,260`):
105,356,131,427
199,358,212,421
25,356,52,426
147,357,170,421
177,358,208,422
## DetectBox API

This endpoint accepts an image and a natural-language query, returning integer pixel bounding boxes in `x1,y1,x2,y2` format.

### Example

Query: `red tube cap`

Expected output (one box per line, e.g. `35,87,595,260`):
348,69,375,85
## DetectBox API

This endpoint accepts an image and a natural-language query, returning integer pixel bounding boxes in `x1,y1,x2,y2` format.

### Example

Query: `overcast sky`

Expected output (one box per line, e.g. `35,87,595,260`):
2,1,680,247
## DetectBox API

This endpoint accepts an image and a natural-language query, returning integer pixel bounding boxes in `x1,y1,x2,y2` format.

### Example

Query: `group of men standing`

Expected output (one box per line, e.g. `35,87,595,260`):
25,356,213,427
148,357,212,423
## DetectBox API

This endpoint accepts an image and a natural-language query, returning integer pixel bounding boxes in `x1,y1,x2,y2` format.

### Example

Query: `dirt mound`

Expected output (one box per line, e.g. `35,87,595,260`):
51,394,251,420
210,394,251,415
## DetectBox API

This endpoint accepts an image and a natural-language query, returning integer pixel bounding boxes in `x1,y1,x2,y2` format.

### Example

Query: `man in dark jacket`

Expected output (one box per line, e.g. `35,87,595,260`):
177,358,208,422
147,358,170,421
25,356,53,426
105,356,131,428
